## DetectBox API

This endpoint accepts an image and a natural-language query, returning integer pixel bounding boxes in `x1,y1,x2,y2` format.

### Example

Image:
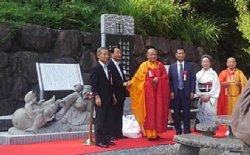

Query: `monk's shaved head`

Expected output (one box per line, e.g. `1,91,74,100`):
146,48,157,62
226,57,237,70
227,57,236,63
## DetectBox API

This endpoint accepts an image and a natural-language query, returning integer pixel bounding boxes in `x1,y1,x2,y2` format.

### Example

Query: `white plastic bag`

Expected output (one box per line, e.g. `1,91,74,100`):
122,114,141,138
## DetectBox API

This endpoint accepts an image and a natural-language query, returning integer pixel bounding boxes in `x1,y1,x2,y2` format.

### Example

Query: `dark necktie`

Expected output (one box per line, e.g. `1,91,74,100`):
178,63,184,89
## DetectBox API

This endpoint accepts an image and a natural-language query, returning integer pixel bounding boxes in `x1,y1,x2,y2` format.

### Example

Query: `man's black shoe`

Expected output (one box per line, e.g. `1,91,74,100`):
110,136,117,141
106,140,115,145
95,142,109,148
117,135,128,139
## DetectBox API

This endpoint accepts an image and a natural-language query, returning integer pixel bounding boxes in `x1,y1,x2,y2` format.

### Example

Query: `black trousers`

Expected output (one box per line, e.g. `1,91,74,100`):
111,100,125,137
94,103,113,143
173,89,191,134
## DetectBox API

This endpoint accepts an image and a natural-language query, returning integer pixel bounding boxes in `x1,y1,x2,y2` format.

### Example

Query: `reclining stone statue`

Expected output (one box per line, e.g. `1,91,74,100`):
9,84,92,134
11,90,59,133
55,84,92,126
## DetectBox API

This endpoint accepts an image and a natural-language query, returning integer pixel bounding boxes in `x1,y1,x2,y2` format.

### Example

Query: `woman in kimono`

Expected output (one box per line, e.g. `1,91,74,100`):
195,55,220,123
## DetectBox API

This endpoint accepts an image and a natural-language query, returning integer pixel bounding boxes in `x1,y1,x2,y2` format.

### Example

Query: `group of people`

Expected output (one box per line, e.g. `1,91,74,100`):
90,46,248,148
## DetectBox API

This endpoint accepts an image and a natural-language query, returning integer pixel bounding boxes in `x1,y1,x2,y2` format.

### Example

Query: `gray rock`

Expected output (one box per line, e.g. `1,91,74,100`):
52,30,82,57
0,51,8,69
19,25,54,52
10,51,39,84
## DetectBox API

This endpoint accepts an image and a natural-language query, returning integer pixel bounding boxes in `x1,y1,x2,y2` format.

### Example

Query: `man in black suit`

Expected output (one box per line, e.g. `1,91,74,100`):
108,47,128,140
90,47,115,148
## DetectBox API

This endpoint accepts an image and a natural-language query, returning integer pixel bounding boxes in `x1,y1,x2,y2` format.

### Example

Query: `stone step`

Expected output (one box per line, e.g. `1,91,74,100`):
0,131,89,144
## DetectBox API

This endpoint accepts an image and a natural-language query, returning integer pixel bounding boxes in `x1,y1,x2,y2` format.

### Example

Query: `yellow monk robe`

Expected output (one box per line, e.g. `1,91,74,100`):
128,60,170,138
218,68,247,115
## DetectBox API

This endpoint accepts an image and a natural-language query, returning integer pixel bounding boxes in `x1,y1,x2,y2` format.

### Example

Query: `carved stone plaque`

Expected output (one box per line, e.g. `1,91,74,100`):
101,14,134,35
105,34,134,78
36,63,83,99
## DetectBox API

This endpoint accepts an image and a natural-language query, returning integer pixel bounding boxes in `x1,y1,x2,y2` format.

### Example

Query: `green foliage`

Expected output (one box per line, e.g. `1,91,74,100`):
169,16,221,52
117,0,181,37
0,0,123,31
0,0,222,52
118,0,222,52
187,0,250,76
235,0,250,53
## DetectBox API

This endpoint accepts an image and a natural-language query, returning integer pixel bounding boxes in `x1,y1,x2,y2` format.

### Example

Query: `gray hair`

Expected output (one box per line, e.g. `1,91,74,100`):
96,47,108,56
201,54,212,62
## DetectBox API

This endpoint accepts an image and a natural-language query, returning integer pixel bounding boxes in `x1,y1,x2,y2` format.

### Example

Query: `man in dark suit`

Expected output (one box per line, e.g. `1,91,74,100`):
168,48,196,135
108,47,128,140
90,47,115,148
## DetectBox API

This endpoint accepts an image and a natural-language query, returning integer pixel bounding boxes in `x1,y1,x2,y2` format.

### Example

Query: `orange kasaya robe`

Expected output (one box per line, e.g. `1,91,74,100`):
217,68,247,115
128,60,170,139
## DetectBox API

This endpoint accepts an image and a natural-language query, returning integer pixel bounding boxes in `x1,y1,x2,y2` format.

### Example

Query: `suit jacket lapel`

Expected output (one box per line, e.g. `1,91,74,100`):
98,62,109,81
174,63,178,79
111,60,124,81
174,63,179,87
119,63,125,81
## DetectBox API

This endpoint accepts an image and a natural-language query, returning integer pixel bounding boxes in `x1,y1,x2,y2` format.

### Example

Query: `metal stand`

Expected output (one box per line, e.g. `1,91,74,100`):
82,97,95,145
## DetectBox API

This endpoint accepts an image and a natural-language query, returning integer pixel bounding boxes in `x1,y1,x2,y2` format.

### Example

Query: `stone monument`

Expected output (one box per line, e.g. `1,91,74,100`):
101,14,135,78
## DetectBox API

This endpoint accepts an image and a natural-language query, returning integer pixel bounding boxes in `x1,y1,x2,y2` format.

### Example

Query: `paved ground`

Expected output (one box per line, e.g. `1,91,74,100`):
84,144,225,155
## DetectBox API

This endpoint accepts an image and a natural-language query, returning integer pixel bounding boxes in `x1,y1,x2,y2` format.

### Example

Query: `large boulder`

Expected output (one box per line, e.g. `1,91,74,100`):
134,35,145,56
82,32,101,50
0,99,19,116
10,51,38,84
10,76,29,101
0,51,8,69
145,36,171,55
19,25,54,52
79,49,96,72
0,71,13,99
0,23,13,51
52,30,82,57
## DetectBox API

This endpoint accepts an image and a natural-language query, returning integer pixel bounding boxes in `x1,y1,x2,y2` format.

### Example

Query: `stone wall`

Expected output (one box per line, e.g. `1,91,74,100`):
0,23,210,116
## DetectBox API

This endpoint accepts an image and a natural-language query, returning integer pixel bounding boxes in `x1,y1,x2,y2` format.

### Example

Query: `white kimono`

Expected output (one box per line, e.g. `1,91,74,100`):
195,68,220,123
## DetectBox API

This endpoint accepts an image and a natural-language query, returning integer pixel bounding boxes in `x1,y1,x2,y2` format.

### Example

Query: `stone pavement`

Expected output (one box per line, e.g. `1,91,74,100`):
84,145,225,155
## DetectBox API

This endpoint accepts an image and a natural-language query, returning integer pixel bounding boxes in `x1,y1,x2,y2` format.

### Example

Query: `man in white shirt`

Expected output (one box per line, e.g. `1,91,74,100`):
91,47,115,148
168,48,196,135
108,47,129,140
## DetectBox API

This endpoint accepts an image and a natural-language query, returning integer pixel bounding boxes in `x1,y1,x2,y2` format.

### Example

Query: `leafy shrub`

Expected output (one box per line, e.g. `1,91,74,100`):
0,0,222,52
235,0,250,53
118,0,222,52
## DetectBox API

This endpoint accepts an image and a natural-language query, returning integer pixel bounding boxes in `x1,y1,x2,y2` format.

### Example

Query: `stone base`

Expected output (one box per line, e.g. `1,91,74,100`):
174,143,200,155
0,115,12,132
0,131,89,144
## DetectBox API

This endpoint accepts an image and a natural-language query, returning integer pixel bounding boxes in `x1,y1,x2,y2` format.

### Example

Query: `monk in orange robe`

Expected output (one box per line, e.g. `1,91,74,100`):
217,57,247,115
128,48,170,140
